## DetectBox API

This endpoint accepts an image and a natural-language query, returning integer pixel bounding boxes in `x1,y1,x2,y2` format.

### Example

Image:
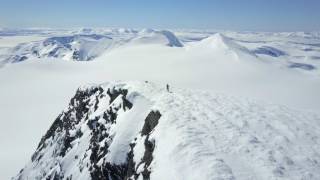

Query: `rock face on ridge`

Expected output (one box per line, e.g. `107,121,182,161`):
15,82,162,180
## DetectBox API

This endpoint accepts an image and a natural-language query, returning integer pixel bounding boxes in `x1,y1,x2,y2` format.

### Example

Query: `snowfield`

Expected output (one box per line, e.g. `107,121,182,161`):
14,82,320,180
0,28,320,179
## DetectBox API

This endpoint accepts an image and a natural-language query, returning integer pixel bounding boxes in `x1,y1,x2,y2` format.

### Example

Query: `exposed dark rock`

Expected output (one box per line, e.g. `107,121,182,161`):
303,48,313,51
72,50,81,60
46,171,63,180
107,88,129,104
142,138,155,169
86,87,135,180
139,137,155,180
311,56,320,60
134,110,162,180
253,46,286,57
35,87,103,157
160,30,184,47
125,142,137,179
141,111,161,136
289,63,316,70
18,84,164,180
60,130,76,156
11,55,28,63
122,95,133,110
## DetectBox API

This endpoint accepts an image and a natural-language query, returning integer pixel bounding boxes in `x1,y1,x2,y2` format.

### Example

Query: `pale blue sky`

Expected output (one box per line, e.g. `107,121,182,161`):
0,0,319,31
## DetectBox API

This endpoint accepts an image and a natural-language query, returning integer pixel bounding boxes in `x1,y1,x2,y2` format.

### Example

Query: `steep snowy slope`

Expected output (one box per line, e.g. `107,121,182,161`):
195,33,255,55
190,33,257,62
178,30,320,73
15,81,320,180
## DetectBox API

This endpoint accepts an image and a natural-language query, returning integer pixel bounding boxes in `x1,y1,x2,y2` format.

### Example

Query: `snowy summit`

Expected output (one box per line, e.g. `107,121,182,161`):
15,81,320,180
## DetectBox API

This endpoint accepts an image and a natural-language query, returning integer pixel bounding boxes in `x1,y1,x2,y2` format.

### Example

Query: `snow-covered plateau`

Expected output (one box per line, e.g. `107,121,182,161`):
0,28,320,179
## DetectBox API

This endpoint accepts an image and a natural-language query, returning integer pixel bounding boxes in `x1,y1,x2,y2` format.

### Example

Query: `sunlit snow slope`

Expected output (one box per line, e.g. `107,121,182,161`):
15,81,320,180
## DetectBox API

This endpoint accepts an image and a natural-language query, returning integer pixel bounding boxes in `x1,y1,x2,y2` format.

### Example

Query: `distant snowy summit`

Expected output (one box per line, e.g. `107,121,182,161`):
193,33,257,59
131,29,183,47
15,81,320,180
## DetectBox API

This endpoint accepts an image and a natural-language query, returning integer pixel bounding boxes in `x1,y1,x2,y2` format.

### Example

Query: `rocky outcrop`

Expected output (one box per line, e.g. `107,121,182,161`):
127,110,161,180
15,83,161,180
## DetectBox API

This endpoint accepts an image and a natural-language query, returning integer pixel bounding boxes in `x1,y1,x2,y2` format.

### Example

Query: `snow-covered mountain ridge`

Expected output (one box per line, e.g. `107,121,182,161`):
15,81,320,180
1,30,183,63
1,29,319,74
1,28,320,73
2,34,115,62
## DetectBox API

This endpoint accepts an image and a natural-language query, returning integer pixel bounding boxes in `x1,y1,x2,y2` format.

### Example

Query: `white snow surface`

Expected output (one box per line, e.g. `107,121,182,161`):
150,85,320,180
1,28,320,179
15,81,320,180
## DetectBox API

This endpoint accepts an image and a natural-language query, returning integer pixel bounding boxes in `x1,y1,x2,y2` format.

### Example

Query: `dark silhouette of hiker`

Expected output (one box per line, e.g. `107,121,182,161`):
166,84,170,92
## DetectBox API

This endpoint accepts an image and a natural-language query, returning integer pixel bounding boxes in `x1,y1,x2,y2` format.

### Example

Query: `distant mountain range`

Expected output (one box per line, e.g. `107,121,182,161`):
1,29,319,72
